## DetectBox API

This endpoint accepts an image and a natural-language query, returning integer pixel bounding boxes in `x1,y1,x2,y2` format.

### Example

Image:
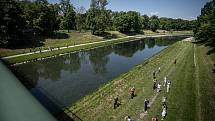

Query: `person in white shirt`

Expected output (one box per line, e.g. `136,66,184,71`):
157,82,161,92
124,116,132,121
163,76,167,86
166,80,171,93
161,108,167,120
158,67,161,73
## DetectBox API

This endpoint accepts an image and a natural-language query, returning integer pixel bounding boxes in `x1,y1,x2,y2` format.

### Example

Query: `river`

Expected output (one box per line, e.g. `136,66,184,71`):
14,36,187,113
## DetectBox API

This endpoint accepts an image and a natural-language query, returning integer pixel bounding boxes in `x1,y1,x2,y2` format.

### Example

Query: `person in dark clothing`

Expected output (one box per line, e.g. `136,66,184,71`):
153,79,157,90
174,59,177,65
153,71,156,79
144,99,149,112
114,97,119,109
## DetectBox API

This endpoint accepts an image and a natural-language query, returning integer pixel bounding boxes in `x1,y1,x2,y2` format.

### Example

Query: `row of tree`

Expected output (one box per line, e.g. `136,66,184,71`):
0,0,196,47
194,0,215,43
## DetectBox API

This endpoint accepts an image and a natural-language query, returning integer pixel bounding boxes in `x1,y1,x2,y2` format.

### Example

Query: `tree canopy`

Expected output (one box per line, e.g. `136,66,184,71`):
194,0,215,44
0,0,196,47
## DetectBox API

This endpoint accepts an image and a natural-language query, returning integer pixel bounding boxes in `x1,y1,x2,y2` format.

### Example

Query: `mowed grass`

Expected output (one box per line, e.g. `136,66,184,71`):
195,44,215,121
65,41,215,121
65,41,199,121
0,30,192,57
5,37,136,64
0,31,127,57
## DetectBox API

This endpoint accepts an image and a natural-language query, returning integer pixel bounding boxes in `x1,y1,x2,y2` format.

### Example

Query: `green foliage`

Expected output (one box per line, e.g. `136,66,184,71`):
149,15,160,32
160,17,195,31
76,6,87,32
86,0,109,35
59,0,76,32
114,11,142,33
194,0,215,43
141,14,150,29
0,0,26,46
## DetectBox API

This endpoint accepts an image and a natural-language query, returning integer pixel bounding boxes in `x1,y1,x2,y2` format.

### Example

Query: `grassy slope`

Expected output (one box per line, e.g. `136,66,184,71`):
195,45,215,121
65,41,195,121
65,41,215,121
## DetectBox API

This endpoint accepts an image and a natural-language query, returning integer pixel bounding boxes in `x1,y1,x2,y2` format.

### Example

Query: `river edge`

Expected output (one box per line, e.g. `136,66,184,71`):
3,34,191,66
63,39,190,120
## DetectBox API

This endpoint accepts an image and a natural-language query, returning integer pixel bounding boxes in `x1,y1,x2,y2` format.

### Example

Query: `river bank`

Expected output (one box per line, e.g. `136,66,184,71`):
64,39,215,121
2,34,191,65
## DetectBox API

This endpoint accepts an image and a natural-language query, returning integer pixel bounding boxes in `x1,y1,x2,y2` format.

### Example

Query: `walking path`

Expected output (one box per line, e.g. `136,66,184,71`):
137,40,189,120
1,34,188,60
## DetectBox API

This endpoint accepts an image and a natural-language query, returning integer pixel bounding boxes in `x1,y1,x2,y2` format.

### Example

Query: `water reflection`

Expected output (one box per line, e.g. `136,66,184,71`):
15,36,186,110
89,46,112,75
114,40,145,57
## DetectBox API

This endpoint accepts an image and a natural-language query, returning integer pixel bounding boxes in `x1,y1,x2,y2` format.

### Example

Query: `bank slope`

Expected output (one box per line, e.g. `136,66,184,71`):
64,41,202,121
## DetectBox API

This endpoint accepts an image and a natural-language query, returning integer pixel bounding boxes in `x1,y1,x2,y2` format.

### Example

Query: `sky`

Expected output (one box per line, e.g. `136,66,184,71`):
48,0,211,20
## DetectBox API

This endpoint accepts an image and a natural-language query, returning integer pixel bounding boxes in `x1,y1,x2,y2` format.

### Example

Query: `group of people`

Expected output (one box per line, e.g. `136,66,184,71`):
151,65,174,120
114,59,177,121
153,68,171,93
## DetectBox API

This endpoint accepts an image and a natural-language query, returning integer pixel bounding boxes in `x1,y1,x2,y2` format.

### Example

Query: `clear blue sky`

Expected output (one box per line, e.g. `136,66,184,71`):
49,0,211,20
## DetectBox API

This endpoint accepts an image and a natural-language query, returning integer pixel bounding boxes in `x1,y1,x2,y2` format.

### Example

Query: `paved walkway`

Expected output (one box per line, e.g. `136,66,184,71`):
1,34,186,60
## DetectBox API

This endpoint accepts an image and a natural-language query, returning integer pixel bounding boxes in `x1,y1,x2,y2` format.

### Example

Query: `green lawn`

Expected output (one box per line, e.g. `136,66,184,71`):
65,41,214,121
0,30,192,57
4,37,136,64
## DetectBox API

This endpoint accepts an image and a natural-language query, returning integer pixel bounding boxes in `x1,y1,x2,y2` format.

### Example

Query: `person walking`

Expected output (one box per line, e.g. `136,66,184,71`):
130,87,135,99
162,96,167,105
174,59,177,65
163,76,167,87
157,82,161,92
144,99,149,112
113,96,119,109
158,67,161,73
153,71,156,79
153,79,157,90
166,80,171,93
125,116,132,121
152,116,158,121
161,108,167,120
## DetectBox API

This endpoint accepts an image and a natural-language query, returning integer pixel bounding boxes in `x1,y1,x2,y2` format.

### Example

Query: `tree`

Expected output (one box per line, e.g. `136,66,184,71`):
59,0,76,32
20,0,59,35
127,11,142,32
194,0,215,43
76,6,87,32
114,11,142,33
86,0,109,35
34,4,60,35
142,14,149,29
0,0,26,46
114,12,131,33
149,15,160,32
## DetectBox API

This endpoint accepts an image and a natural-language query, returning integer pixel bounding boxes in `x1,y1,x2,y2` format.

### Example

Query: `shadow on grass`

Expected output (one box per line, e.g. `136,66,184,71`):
0,32,69,49
47,32,70,39
121,31,145,36
95,32,118,39
193,40,215,55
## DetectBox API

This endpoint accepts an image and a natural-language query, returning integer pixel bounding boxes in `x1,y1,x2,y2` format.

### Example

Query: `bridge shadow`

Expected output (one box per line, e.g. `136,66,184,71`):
2,60,83,121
